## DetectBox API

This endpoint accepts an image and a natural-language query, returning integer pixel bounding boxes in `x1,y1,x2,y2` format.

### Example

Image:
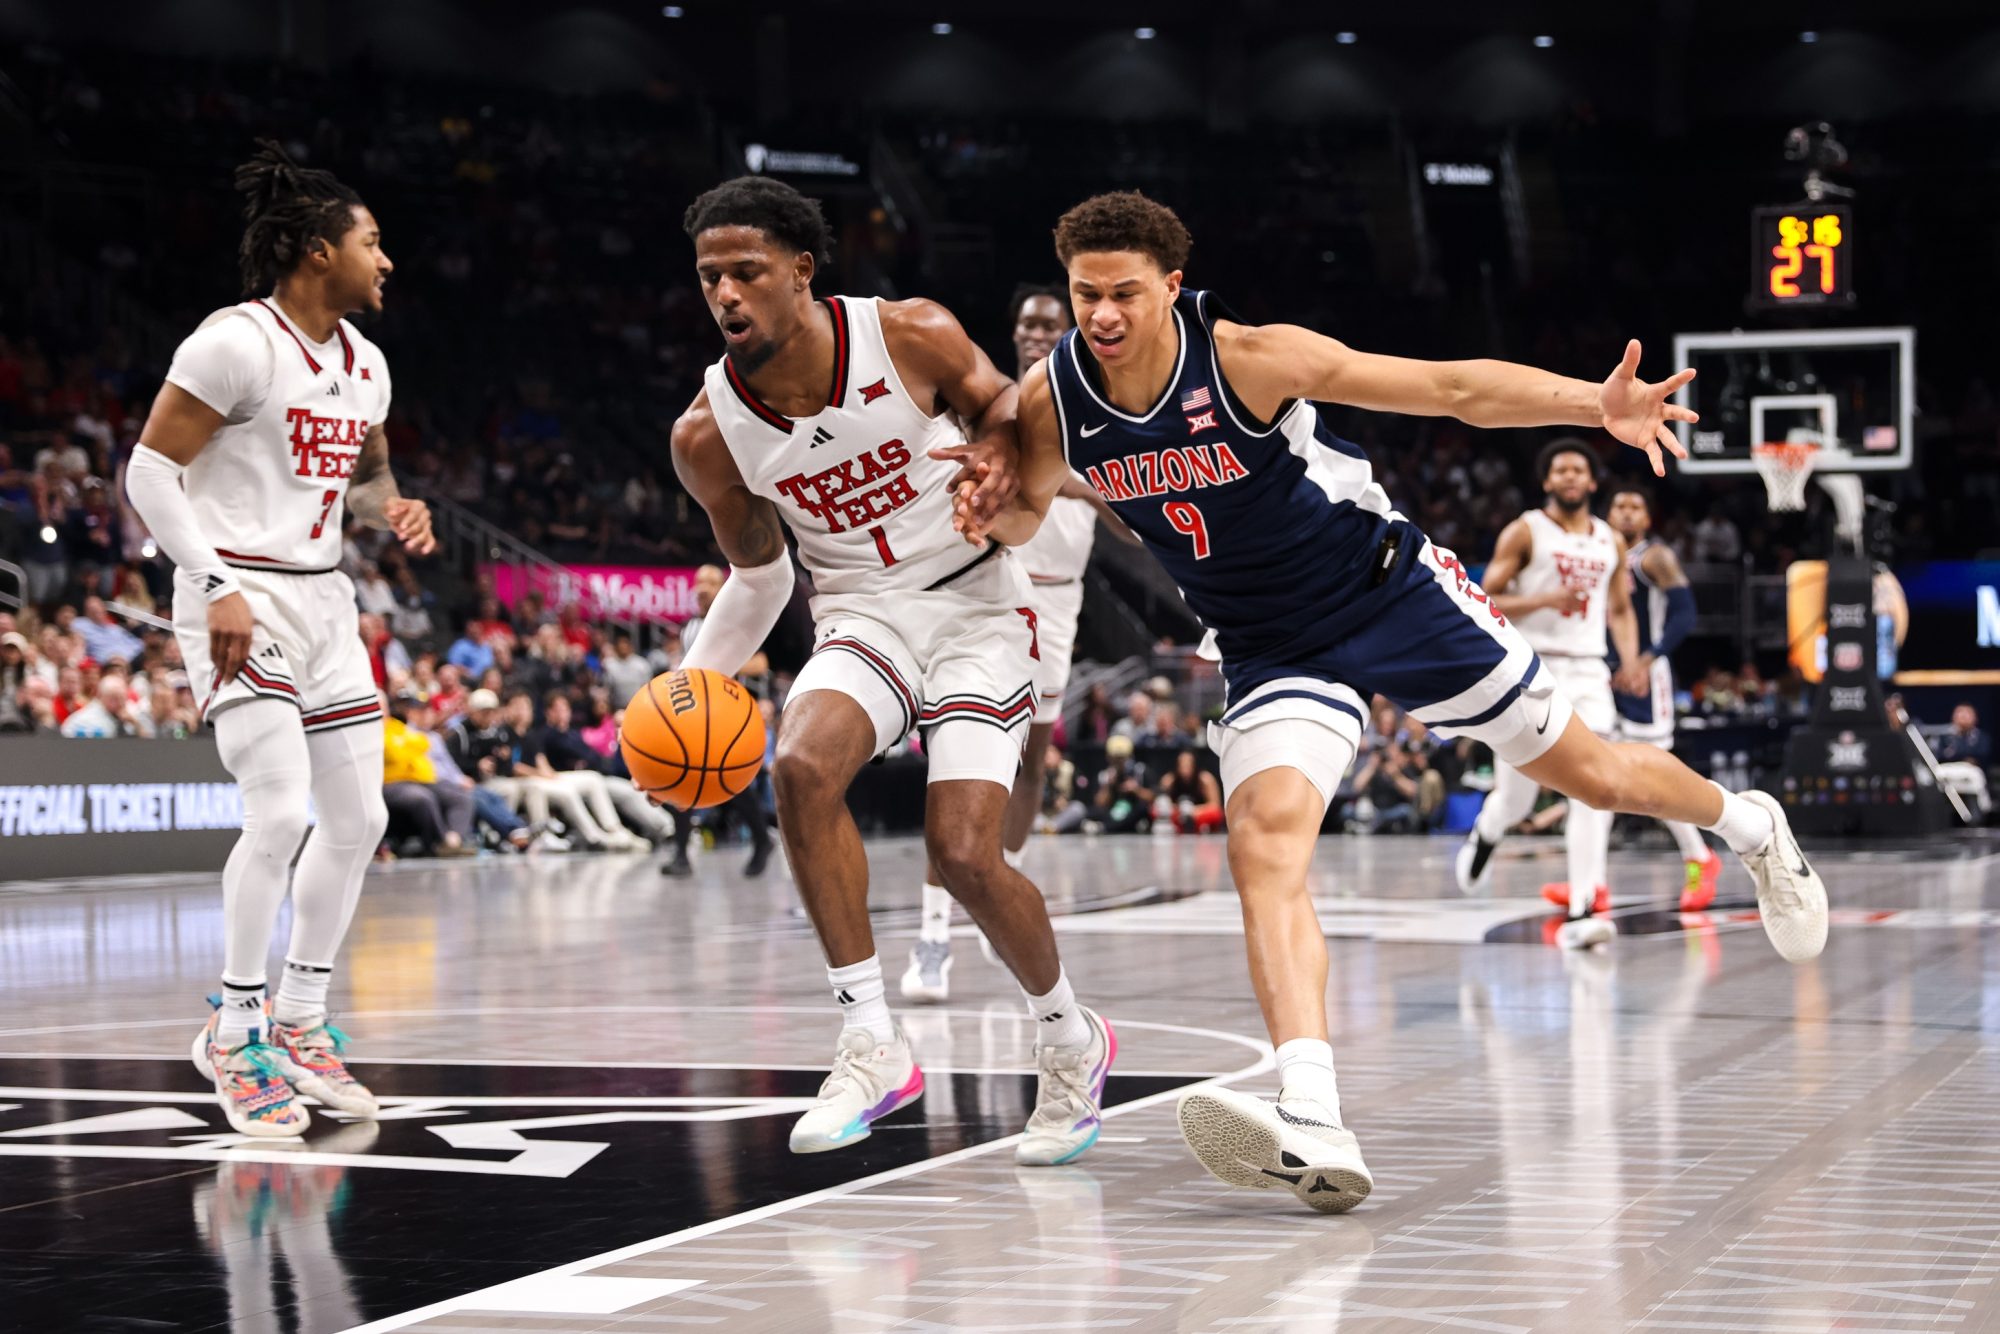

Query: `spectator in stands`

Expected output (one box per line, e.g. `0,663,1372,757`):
1352,733,1426,832
53,664,87,724
60,672,151,738
73,595,141,664
354,561,398,620
1111,691,1153,744
381,695,477,858
113,563,154,618
469,595,518,649
1036,742,1090,835
445,688,566,851
430,662,467,722
358,611,411,685
601,629,655,708
389,565,437,646
500,689,635,851
646,624,683,673
408,695,533,851
1158,749,1224,834
17,676,57,731
1692,511,1742,563
1075,682,1114,744
0,631,30,732
1092,734,1154,834
526,690,667,846
446,613,496,679
1937,704,1990,766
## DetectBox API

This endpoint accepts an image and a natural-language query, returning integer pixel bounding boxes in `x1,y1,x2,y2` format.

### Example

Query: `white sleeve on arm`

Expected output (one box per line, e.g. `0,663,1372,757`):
164,313,272,422
125,445,241,603
677,555,795,677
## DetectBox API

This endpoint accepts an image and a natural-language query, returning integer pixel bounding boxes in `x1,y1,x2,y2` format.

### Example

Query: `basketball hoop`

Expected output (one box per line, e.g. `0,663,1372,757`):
1753,440,1819,511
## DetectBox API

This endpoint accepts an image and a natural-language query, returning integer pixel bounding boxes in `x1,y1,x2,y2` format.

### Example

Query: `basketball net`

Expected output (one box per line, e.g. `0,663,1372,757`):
1753,438,1819,512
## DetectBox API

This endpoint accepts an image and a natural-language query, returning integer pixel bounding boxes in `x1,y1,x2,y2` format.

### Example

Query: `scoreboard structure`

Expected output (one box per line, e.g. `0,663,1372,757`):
1749,203,1854,311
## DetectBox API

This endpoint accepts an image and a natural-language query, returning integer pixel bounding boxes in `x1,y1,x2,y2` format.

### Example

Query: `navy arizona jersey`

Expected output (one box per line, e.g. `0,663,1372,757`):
1047,290,1409,678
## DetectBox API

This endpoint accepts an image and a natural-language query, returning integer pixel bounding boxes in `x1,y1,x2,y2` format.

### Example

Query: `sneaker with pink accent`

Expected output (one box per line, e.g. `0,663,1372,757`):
1016,1008,1116,1166
189,1011,310,1138
268,1015,380,1117
789,1026,924,1154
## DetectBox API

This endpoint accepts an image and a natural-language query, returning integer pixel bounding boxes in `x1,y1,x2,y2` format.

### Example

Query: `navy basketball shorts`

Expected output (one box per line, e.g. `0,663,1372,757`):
1207,538,1574,805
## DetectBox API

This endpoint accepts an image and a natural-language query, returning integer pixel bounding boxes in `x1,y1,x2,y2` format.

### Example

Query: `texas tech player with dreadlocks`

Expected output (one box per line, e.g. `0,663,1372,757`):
127,141,432,1137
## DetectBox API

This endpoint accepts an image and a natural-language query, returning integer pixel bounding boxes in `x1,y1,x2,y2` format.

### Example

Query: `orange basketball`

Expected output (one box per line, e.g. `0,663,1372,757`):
619,668,766,810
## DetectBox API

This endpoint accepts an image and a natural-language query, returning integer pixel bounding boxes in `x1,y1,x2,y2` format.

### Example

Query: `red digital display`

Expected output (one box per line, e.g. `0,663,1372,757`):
1750,205,1854,309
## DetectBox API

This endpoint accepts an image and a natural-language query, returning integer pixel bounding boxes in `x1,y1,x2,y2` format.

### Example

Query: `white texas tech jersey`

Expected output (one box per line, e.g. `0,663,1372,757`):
165,299,392,573
1512,508,1619,658
704,295,988,595
1016,491,1097,583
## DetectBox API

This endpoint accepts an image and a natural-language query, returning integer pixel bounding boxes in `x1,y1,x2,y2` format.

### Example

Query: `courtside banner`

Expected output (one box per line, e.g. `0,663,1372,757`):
483,563,701,623
0,737,242,880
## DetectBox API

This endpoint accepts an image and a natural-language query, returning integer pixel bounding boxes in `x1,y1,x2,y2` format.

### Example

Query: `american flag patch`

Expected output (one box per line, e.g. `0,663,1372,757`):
1181,386,1211,410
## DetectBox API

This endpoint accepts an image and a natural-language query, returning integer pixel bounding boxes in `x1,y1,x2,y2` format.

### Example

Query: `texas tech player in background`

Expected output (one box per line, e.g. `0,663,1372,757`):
670,177,1114,1166
127,142,432,1137
1607,483,1721,910
902,283,1136,1004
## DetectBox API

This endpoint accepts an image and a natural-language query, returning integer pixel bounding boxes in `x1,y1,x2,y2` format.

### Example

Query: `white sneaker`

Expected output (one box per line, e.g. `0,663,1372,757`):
1739,791,1829,962
529,830,572,853
1454,831,1498,895
1177,1085,1372,1214
788,1027,924,1154
1555,914,1617,950
900,938,952,1004
1017,1007,1116,1166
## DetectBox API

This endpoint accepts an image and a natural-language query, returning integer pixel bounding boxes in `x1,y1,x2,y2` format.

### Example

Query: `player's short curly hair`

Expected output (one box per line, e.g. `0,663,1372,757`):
1609,479,1653,510
1536,436,1600,483
682,175,829,264
1006,282,1071,329
1053,191,1192,273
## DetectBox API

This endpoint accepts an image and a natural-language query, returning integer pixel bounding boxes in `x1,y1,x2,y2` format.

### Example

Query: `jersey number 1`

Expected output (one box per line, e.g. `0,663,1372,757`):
868,525,897,568
309,489,339,540
1163,501,1211,560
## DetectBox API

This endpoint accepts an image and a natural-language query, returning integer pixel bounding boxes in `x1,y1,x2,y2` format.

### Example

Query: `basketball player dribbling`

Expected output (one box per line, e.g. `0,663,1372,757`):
1607,481,1722,909
966,191,1828,1213
902,283,1133,1003
668,177,1114,1164
1453,440,1635,943
126,142,431,1136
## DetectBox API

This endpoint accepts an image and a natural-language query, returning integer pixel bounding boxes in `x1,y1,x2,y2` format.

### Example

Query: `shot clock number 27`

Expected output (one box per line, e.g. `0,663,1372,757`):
1750,204,1854,310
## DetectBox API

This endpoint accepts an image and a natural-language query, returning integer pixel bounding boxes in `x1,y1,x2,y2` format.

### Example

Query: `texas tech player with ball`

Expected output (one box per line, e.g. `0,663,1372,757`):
126,142,431,1136
670,177,1114,1164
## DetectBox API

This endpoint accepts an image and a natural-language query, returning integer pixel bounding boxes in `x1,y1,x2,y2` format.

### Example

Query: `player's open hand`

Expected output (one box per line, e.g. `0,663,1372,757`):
1601,339,1697,477
207,591,254,687
384,497,436,555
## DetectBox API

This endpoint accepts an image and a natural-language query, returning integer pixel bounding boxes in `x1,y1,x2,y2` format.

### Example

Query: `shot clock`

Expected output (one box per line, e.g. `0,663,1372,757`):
1750,203,1854,310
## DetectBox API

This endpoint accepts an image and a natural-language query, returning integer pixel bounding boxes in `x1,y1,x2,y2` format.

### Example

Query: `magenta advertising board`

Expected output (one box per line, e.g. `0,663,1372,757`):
482,564,701,623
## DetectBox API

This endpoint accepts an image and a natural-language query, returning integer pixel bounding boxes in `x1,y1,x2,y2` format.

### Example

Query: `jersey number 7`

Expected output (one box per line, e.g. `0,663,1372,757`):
309,489,339,540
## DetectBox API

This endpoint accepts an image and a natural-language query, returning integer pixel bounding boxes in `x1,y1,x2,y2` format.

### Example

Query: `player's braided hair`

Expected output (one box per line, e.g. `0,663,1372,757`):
234,139,363,295
682,175,829,265
1006,282,1071,329
1053,191,1192,273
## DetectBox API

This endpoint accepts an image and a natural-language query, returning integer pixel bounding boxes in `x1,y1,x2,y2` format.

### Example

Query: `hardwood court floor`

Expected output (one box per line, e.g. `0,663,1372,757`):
3,827,1998,1333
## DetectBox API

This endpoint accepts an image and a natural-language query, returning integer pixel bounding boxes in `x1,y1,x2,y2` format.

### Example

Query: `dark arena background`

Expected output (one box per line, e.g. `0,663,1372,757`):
3,2,2000,1331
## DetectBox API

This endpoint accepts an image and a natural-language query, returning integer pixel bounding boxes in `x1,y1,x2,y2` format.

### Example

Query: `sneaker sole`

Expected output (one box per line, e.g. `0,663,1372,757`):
789,1069,925,1155
1177,1090,1371,1215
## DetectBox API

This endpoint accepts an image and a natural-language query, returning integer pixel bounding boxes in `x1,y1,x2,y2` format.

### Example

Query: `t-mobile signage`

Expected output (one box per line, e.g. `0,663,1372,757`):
483,564,702,623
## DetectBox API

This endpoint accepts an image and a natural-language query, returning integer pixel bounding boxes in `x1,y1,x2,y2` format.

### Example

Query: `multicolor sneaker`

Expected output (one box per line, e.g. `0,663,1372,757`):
268,1015,380,1117
1017,1008,1116,1166
1680,850,1723,912
789,1027,924,1154
189,1009,310,1139
900,938,953,1004
1177,1085,1372,1214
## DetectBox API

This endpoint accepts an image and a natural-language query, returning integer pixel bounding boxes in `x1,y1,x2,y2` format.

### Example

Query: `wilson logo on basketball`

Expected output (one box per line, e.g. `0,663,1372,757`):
773,438,919,533
668,678,698,715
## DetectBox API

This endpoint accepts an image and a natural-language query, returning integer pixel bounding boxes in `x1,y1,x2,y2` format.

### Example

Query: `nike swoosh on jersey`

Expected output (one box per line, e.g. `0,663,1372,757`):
1080,423,1108,437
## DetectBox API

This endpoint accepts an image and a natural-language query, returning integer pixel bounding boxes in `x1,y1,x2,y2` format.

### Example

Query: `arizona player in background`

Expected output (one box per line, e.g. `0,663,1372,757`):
1453,440,1634,943
668,177,1114,1165
902,283,1134,1003
969,191,1828,1214
126,142,431,1136
1607,482,1720,910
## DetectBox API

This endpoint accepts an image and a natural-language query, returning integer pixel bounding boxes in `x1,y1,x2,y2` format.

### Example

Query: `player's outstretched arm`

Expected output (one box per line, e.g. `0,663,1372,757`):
1215,322,1697,477
670,392,795,678
349,424,435,555
883,298,1023,539
959,359,1070,547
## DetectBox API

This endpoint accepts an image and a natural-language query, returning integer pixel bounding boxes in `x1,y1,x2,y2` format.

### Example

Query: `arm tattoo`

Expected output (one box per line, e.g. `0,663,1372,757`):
731,498,786,566
346,425,401,529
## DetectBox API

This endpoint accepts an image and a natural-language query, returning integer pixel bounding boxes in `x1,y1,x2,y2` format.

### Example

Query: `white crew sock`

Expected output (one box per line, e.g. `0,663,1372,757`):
1275,1037,1344,1123
1023,967,1090,1050
216,975,267,1047
919,883,953,944
273,958,333,1027
1702,782,1775,857
828,956,896,1045
1664,819,1709,861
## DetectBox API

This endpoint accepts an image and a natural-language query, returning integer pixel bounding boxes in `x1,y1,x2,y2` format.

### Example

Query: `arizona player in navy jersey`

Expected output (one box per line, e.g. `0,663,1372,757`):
964,191,1829,1213
1607,482,1721,910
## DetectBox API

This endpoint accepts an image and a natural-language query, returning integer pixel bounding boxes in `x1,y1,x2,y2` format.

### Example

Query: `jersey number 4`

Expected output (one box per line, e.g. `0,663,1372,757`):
1163,501,1211,559
309,489,339,540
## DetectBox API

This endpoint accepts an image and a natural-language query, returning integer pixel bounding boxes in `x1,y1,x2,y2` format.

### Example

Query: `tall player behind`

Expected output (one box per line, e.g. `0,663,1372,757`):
126,143,432,1136
967,191,1827,1213
1452,441,1632,943
902,283,1133,1003
668,178,1114,1164
1608,482,1721,910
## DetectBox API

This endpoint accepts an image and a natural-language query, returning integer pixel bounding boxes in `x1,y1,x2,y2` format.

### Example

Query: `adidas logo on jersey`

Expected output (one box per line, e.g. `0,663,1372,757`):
809,426,835,449
325,381,342,397
202,574,226,594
